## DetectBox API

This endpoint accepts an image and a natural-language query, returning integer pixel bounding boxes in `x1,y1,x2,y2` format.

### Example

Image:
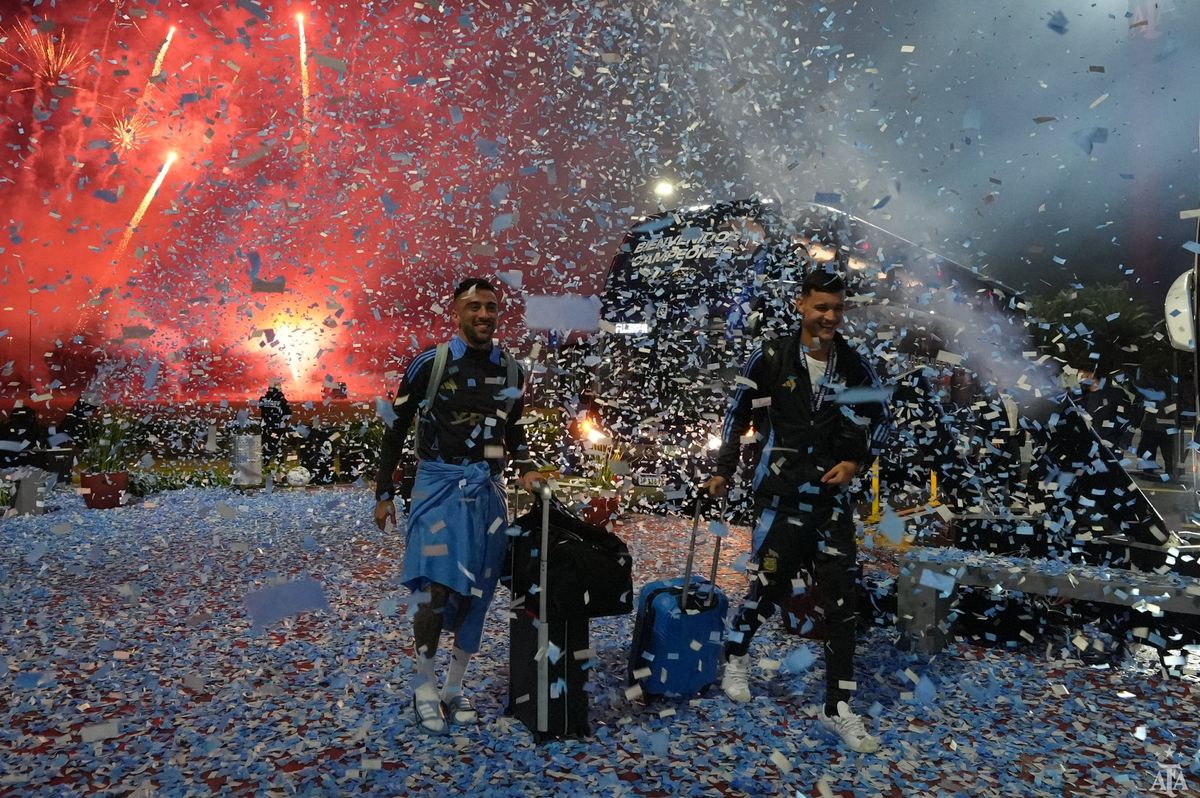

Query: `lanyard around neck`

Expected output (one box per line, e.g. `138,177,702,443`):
798,344,837,413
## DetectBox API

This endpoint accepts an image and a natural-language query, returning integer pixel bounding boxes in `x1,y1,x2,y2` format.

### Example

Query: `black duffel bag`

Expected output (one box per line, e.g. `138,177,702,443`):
506,495,634,620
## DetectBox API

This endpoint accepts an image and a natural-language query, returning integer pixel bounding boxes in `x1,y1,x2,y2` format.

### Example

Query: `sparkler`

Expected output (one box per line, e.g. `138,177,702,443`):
0,24,82,87
115,152,178,261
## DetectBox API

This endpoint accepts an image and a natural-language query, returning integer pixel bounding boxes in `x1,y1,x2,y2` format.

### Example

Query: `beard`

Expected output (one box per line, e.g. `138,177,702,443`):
460,320,494,347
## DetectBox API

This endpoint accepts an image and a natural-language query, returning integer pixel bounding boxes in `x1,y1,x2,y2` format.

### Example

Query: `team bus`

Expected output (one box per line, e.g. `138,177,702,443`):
586,198,1022,497
579,198,1176,573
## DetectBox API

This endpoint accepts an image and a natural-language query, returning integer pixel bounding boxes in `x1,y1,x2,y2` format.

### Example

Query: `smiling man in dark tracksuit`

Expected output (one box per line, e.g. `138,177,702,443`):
704,266,890,754
374,278,542,735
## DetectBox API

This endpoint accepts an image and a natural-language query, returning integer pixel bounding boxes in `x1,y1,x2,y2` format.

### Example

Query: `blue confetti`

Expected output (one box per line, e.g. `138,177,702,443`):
244,575,331,631
877,510,905,545
489,182,510,205
15,671,47,689
246,250,262,279
1,480,1195,794
782,646,816,673
236,0,269,21
375,397,398,427
645,730,670,757
914,675,937,705
143,361,161,392
918,567,956,597
1071,127,1108,155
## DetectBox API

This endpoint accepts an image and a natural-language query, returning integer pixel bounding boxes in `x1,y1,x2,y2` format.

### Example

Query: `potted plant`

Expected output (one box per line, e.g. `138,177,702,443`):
336,417,383,483
542,408,626,525
80,412,134,509
579,443,623,526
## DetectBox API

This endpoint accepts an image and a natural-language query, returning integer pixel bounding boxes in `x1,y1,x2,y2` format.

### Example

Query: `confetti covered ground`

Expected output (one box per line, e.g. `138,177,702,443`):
2,487,1199,798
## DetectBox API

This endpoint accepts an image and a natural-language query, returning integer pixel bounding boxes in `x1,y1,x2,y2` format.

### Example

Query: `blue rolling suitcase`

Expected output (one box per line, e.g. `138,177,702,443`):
628,496,728,699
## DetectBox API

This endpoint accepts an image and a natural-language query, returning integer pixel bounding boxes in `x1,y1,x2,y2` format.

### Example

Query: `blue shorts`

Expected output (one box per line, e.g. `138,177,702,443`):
400,460,508,653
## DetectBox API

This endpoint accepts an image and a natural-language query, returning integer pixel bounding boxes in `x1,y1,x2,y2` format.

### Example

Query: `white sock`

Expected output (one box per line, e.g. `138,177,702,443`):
441,647,472,701
413,654,439,702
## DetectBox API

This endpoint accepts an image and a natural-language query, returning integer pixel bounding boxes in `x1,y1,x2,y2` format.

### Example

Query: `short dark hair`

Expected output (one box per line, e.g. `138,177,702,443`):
801,266,846,295
453,277,498,300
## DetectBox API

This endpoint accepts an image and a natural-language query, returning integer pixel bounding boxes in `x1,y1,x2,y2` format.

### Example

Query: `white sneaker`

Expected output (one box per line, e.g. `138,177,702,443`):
721,654,752,703
817,701,879,753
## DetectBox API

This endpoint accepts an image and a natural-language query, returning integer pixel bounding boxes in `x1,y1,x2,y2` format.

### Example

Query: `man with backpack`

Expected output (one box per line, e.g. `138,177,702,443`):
703,266,890,753
374,277,543,734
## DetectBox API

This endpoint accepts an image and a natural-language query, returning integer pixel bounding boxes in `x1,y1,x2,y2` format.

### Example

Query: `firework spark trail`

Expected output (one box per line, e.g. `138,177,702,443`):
62,4,126,184
77,1,122,131
297,14,310,139
150,26,175,79
274,323,309,385
104,25,178,156
115,151,177,262
88,0,120,102
102,24,178,157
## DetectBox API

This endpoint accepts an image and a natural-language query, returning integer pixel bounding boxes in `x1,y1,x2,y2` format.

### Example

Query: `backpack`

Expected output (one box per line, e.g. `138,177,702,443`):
412,342,520,457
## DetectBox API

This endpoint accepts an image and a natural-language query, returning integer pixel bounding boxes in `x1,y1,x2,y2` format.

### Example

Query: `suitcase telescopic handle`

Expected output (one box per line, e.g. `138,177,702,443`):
680,490,727,612
705,495,729,600
679,495,704,612
535,482,552,733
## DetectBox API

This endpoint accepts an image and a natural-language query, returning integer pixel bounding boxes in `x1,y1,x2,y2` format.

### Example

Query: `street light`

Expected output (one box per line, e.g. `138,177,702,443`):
653,179,675,200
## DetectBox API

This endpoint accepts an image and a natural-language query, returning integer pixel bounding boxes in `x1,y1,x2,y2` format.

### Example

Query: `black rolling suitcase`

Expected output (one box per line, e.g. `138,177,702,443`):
507,488,595,741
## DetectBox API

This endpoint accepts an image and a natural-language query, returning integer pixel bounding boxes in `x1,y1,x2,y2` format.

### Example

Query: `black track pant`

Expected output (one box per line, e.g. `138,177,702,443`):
1138,429,1176,478
725,504,858,708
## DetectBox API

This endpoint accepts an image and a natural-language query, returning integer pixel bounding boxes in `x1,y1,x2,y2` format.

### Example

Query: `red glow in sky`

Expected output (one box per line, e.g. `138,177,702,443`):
5,1,1199,404
0,1,632,401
